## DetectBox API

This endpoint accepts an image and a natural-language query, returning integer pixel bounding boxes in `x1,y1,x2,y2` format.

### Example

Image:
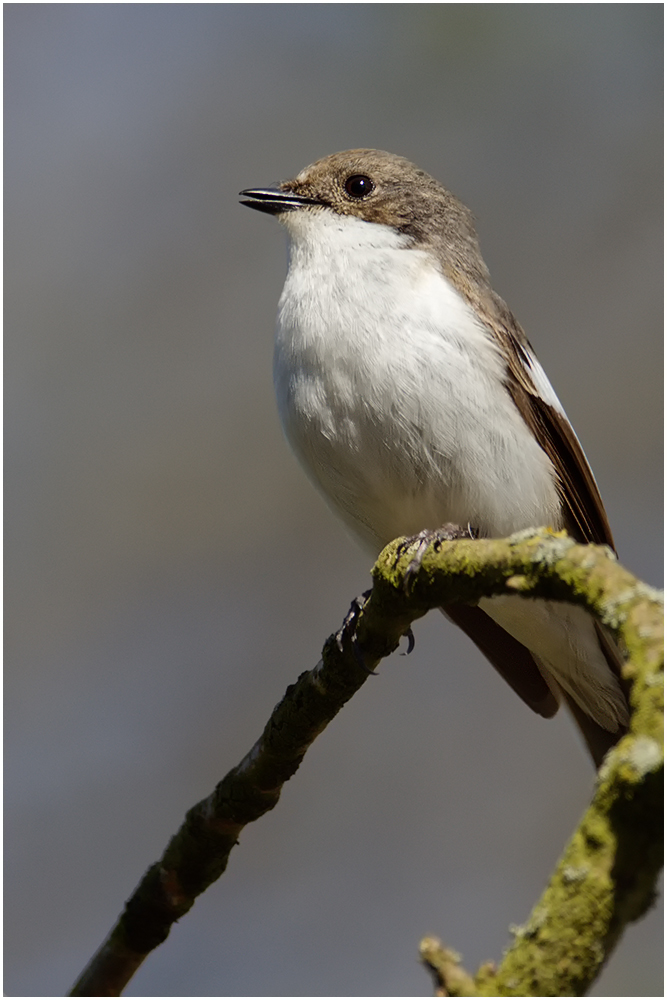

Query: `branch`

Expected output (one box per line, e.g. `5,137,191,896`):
400,531,663,996
69,529,663,996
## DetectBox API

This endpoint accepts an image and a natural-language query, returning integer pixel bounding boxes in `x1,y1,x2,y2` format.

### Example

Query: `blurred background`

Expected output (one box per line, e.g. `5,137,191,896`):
5,6,662,997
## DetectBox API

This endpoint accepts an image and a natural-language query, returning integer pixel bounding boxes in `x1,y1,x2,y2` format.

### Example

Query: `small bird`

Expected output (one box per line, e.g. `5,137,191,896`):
240,149,629,766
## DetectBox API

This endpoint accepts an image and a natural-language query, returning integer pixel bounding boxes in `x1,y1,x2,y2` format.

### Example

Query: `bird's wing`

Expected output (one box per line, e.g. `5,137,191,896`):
490,312,615,549
438,274,625,762
487,309,627,761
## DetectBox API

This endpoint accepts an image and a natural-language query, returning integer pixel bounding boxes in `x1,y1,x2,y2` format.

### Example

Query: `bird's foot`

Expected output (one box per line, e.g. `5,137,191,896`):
396,523,477,593
335,590,377,674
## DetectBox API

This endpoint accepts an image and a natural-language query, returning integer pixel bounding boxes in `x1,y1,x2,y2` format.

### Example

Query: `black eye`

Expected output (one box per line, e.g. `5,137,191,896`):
344,174,374,199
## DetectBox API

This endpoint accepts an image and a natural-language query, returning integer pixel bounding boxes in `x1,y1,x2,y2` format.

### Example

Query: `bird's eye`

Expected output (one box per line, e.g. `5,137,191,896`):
344,174,374,199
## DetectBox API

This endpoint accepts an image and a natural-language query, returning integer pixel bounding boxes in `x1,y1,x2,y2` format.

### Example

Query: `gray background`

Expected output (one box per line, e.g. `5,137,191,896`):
5,5,662,997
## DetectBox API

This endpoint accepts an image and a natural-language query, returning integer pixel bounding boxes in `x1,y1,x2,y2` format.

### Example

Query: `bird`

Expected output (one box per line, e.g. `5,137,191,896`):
239,148,629,767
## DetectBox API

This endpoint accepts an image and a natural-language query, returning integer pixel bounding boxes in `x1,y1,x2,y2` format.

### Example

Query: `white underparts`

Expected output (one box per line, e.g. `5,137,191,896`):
275,210,561,548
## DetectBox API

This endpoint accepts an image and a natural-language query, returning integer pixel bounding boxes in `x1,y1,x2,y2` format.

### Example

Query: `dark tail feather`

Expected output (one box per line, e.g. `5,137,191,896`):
442,604,559,718
563,693,627,768
443,604,627,768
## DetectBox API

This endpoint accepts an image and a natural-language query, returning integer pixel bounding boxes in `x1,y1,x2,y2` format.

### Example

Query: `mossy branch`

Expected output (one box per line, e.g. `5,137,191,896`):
409,531,663,997
69,529,663,997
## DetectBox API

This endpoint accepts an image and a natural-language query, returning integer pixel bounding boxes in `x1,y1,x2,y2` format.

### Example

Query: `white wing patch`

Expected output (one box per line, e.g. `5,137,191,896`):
519,343,568,416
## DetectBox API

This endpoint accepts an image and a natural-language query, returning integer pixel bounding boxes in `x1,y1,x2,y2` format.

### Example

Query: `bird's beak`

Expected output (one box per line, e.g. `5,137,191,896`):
239,187,321,214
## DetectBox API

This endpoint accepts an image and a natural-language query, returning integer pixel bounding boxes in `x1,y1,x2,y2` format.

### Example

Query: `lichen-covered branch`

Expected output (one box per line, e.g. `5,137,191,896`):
401,530,663,997
420,937,481,996
69,529,662,997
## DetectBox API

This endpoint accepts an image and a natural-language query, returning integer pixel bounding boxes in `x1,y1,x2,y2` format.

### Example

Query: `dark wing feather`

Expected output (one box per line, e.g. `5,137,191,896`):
490,312,615,549
487,307,628,759
561,693,623,768
524,395,615,547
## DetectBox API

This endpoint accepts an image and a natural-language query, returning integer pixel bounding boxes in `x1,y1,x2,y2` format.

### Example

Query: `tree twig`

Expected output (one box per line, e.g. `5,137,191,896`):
420,937,481,996
69,529,663,996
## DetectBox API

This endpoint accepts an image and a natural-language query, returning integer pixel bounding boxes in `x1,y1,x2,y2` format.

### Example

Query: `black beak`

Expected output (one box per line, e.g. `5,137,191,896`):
239,187,321,215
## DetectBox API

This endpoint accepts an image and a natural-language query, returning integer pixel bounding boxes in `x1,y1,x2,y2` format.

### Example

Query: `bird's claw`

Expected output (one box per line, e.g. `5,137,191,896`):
397,523,477,593
335,590,377,674
401,627,415,656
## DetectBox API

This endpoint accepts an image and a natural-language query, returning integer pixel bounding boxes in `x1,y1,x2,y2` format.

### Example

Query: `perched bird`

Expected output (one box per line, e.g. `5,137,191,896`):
240,149,628,766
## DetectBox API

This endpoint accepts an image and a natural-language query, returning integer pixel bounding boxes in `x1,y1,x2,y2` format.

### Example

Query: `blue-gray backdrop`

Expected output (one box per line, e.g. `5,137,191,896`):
6,6,662,997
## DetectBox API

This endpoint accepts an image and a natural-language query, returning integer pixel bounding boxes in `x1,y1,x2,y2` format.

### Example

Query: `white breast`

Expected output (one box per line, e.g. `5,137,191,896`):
273,209,561,553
